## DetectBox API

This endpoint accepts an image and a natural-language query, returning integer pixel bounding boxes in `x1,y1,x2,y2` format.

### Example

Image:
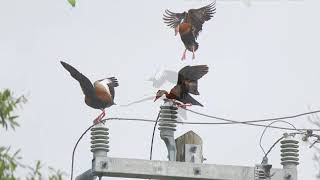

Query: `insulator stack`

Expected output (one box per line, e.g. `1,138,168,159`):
254,165,266,180
280,135,299,166
90,123,109,156
158,100,178,161
158,102,178,131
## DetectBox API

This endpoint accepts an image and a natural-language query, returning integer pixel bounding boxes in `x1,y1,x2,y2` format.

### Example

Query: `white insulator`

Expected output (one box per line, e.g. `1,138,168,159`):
280,136,299,166
158,104,178,131
254,165,266,180
91,124,110,154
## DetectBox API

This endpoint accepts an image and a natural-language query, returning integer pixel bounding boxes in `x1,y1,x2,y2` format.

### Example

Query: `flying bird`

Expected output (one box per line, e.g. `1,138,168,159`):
60,61,119,124
163,1,216,60
154,65,209,107
148,69,178,88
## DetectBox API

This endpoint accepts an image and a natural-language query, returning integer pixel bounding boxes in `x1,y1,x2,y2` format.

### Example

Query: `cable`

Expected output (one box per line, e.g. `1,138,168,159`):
100,116,320,131
71,112,320,179
179,107,320,131
259,120,300,156
261,136,284,164
150,112,161,160
70,117,160,180
259,120,303,163
70,122,97,180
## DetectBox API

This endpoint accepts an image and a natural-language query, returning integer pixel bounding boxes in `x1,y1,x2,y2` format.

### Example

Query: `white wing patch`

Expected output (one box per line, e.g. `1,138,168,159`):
94,79,112,97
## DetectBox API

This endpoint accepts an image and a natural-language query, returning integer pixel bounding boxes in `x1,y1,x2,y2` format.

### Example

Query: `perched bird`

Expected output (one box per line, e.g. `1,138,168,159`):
154,65,209,107
163,1,216,60
60,61,119,124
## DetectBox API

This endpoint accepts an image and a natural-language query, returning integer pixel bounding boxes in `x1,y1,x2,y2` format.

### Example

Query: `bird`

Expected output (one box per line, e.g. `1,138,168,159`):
147,68,178,88
60,61,119,124
154,65,209,107
163,1,216,60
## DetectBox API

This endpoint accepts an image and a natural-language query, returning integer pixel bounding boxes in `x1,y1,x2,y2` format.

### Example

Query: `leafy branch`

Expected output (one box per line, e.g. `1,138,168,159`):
0,89,27,130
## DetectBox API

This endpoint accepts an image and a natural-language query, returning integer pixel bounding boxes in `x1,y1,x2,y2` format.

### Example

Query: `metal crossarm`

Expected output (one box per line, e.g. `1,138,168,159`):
92,157,285,180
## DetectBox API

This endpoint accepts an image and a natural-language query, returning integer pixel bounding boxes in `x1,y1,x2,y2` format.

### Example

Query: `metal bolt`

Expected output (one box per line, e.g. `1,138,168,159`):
284,173,291,179
190,146,197,153
101,161,108,169
193,167,201,175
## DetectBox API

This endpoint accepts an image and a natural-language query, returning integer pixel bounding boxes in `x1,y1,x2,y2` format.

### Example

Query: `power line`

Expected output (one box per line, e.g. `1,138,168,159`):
71,109,320,180
70,121,96,180
106,117,319,131
259,120,299,156
150,112,160,160
179,107,320,131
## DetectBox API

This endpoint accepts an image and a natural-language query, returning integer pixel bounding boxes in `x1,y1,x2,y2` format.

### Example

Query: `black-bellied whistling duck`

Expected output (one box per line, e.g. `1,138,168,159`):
154,65,209,107
163,2,216,60
60,61,119,124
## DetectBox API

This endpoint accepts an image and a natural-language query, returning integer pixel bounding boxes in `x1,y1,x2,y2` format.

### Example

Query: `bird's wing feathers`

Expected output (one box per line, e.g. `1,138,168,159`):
180,93,203,107
106,77,119,99
177,65,208,95
163,10,185,28
178,65,209,83
60,61,95,97
188,1,216,39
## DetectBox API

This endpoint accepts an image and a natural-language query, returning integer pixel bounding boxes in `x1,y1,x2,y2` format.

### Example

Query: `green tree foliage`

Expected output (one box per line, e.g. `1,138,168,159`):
68,0,76,7
0,89,27,130
0,89,66,179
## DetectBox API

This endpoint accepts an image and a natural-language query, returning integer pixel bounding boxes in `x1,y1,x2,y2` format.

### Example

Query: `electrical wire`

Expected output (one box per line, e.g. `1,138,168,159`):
261,136,284,164
259,120,300,156
179,107,320,131
98,116,320,131
70,121,97,180
150,112,160,160
70,107,320,180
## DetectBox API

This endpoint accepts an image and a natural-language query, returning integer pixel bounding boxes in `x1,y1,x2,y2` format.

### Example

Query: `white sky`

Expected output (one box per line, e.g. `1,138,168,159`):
1,0,320,179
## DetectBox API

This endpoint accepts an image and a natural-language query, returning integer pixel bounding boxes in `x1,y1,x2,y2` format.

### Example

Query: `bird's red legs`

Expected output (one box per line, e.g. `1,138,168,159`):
192,46,195,60
94,109,106,124
171,100,192,108
175,25,179,36
177,103,192,108
181,49,187,60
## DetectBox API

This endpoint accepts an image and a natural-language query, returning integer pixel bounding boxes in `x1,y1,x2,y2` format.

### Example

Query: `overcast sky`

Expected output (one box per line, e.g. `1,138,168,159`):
1,0,320,179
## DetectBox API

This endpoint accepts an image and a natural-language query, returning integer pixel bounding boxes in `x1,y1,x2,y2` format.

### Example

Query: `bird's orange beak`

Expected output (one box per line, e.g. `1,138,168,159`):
154,95,161,102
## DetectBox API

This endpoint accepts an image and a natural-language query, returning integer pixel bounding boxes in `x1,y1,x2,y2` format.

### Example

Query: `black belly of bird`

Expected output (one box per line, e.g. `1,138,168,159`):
180,31,199,52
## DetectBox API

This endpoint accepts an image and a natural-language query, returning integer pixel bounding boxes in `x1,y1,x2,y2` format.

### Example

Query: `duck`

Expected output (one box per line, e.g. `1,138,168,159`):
154,65,209,107
60,61,119,124
163,1,216,60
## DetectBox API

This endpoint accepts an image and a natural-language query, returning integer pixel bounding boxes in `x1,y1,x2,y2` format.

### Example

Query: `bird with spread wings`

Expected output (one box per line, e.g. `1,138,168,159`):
163,1,216,60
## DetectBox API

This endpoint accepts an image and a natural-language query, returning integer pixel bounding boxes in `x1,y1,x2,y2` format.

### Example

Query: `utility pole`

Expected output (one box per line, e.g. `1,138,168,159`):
75,101,299,180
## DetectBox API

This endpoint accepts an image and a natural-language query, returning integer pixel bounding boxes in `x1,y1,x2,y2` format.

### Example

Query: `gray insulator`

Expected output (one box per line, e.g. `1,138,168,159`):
254,165,266,180
91,123,109,156
158,100,178,161
280,137,299,166
158,104,178,131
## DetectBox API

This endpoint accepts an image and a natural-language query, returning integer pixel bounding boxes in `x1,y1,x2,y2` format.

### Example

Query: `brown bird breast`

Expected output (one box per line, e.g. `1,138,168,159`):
179,22,192,35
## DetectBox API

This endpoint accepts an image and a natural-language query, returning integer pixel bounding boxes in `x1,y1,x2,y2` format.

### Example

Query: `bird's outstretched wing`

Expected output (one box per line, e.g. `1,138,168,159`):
188,1,216,39
60,61,95,97
177,65,209,95
163,10,186,29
